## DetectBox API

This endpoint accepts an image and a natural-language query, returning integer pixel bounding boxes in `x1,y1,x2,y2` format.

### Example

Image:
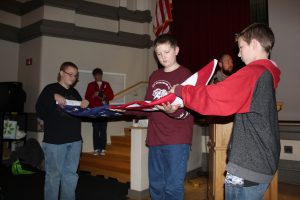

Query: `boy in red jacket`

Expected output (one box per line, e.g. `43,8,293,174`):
169,23,281,199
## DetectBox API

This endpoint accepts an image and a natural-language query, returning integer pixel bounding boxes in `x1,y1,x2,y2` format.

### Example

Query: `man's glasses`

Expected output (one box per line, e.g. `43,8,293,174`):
63,71,78,79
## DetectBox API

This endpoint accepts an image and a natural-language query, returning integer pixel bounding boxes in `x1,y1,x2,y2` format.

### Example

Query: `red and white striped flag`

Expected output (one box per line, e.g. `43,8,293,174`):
153,0,173,37
110,59,218,111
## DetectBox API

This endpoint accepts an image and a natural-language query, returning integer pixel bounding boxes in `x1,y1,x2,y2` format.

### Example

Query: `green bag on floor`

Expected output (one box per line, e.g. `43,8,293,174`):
11,160,35,175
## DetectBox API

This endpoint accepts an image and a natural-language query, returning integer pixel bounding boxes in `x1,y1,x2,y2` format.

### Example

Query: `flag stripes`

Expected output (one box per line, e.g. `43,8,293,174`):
153,0,173,37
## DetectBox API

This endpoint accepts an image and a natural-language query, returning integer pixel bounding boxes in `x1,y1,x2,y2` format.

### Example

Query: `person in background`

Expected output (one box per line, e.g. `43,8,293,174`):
209,54,234,84
170,23,281,200
85,68,114,156
36,61,89,200
207,53,235,123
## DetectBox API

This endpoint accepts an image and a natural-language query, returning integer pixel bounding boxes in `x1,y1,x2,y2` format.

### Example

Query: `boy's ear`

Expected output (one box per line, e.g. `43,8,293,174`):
175,46,179,55
251,39,259,49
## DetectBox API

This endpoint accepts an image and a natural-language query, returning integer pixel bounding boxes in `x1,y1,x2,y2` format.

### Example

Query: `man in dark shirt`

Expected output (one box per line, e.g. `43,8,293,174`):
209,54,234,84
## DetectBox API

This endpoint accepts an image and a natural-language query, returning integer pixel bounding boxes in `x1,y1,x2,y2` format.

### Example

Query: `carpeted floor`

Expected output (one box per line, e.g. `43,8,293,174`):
0,164,129,200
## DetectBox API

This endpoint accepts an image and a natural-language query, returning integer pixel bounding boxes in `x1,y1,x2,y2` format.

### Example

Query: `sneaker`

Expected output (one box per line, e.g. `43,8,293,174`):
93,149,100,155
100,149,106,156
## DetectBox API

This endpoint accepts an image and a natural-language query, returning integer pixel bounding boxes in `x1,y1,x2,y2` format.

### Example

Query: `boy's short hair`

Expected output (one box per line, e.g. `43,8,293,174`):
235,23,275,53
153,34,177,49
92,68,103,75
60,61,78,71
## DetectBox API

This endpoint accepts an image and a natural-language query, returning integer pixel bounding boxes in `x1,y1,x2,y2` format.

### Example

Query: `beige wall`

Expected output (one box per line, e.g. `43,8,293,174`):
0,40,19,81
269,0,300,121
18,38,42,112
37,36,150,96
86,0,151,11
0,10,21,27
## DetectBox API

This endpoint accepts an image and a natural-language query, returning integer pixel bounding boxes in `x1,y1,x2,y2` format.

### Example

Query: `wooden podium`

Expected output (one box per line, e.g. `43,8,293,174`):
207,102,282,200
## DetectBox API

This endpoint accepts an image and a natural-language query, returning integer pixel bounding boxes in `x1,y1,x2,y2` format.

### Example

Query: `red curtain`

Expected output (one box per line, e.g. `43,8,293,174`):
171,0,250,72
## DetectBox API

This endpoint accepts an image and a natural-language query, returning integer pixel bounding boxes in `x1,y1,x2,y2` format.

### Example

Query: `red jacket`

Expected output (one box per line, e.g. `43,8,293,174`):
85,81,114,108
175,59,280,116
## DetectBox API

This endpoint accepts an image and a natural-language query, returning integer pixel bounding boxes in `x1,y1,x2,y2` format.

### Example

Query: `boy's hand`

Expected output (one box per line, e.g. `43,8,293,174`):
109,109,126,113
54,93,66,107
156,102,180,113
80,99,89,108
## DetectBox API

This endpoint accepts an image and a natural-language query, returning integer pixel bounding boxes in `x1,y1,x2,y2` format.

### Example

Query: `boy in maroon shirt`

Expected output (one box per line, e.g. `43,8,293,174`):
126,34,194,200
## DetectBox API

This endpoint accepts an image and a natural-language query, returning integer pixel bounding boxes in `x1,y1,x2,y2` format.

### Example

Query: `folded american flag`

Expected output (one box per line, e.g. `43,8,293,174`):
61,101,123,118
62,59,217,117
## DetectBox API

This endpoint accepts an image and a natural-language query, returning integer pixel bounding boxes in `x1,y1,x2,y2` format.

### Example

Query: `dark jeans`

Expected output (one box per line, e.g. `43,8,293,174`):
92,120,108,151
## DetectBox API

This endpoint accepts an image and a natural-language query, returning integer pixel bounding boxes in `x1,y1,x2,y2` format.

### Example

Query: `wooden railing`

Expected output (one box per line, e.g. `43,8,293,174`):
113,81,148,100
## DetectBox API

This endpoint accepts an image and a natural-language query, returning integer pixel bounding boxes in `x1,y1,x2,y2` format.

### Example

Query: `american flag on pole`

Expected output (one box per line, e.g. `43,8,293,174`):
153,0,173,37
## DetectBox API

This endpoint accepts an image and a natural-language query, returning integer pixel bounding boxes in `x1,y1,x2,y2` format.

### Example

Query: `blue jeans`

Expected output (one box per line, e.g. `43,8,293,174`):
43,141,82,200
225,182,269,200
148,144,190,200
92,120,107,151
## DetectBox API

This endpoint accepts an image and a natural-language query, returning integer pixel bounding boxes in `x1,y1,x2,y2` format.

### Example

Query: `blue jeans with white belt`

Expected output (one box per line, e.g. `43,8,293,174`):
225,178,269,200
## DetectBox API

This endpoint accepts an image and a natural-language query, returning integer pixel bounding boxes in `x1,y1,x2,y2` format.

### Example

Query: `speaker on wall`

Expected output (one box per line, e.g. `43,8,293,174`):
0,82,26,113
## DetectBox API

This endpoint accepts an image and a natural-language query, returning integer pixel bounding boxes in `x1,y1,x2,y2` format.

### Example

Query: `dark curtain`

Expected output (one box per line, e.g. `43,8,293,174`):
250,0,268,24
170,0,251,72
